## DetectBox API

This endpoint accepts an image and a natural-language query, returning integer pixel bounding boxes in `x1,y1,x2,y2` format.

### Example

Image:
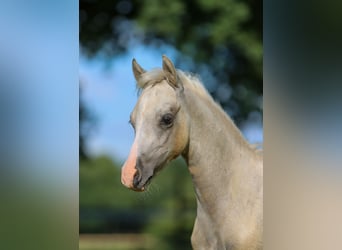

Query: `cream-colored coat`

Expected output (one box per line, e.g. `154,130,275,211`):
122,56,263,250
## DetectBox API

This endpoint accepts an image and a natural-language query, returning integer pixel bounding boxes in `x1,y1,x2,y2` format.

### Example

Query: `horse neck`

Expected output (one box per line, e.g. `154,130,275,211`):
181,83,256,210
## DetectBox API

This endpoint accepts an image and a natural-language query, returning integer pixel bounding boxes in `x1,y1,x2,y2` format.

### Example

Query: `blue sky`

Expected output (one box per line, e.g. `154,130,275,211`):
80,46,263,163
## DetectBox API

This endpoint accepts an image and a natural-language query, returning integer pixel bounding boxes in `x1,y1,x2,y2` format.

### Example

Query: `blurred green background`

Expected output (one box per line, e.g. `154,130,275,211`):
80,157,196,250
80,0,262,249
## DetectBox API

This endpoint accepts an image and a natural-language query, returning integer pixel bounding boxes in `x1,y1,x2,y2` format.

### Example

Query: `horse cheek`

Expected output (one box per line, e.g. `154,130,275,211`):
171,123,188,159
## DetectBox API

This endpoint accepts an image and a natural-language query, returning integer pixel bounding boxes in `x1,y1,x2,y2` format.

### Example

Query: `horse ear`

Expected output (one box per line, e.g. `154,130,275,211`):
162,55,178,88
132,58,146,82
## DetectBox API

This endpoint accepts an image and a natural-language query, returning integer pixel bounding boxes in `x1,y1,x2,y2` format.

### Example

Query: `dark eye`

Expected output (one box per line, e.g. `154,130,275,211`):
161,113,174,127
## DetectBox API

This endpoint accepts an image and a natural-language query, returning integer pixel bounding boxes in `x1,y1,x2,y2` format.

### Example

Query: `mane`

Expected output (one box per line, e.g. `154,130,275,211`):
177,71,263,155
137,68,167,89
251,143,263,156
137,68,261,153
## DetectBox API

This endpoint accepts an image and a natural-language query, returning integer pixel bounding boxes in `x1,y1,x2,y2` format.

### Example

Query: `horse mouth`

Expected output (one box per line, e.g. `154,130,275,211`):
143,175,153,189
132,159,168,192
132,174,153,192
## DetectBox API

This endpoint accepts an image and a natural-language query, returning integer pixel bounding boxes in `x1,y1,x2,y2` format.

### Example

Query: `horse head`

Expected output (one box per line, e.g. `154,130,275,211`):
121,55,190,191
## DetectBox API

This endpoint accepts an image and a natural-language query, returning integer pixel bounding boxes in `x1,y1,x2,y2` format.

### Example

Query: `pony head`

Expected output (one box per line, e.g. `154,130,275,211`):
121,55,190,191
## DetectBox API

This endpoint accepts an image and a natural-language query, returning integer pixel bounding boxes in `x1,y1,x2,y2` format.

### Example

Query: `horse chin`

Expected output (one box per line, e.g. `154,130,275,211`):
131,186,146,192
143,175,153,190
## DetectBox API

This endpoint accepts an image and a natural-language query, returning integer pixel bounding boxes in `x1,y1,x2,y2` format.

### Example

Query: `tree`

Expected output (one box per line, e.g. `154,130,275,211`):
80,0,262,124
79,82,96,160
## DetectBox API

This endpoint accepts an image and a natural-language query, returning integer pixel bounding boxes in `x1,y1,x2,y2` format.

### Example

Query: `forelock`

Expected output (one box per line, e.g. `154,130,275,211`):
136,68,167,89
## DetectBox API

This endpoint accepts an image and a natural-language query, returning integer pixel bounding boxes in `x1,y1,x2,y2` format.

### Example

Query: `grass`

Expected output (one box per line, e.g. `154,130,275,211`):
79,234,159,250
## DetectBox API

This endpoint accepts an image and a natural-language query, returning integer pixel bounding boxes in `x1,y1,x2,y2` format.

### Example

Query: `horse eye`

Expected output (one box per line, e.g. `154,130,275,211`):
161,114,174,127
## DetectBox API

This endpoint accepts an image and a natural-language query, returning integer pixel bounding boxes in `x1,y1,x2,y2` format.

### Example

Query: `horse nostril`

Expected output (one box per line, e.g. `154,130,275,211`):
133,168,142,188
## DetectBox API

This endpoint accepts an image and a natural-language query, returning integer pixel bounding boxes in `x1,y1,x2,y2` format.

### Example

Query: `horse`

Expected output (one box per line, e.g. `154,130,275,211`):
121,55,263,250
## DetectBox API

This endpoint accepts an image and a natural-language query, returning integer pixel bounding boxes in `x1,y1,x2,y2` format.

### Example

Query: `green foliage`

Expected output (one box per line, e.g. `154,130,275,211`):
80,155,196,249
80,156,138,209
80,0,262,123
79,85,96,160
138,0,185,37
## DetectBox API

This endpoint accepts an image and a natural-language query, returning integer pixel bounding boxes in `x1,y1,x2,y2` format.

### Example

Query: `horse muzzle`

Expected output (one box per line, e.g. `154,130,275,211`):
131,159,154,191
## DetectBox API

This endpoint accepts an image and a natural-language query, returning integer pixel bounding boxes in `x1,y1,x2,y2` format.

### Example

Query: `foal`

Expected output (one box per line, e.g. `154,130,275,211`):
121,55,263,250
